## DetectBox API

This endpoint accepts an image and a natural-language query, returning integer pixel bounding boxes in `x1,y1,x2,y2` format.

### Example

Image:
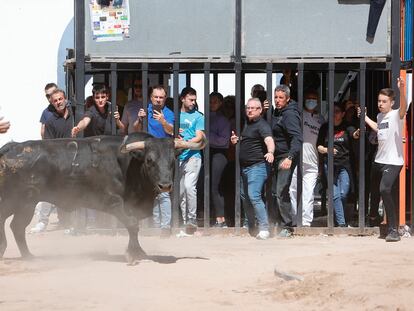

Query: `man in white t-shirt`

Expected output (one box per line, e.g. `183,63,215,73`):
364,77,406,242
290,89,325,226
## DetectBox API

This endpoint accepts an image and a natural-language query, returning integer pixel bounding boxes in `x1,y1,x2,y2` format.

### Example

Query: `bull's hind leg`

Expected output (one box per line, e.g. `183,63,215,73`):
10,205,35,258
0,208,13,258
0,215,8,258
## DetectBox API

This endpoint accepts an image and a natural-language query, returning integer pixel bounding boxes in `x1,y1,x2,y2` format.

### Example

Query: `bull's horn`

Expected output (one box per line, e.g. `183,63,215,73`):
174,135,207,150
120,141,146,153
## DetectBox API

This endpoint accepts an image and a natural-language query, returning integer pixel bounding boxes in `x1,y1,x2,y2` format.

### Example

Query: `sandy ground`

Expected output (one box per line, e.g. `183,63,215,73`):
1,220,414,311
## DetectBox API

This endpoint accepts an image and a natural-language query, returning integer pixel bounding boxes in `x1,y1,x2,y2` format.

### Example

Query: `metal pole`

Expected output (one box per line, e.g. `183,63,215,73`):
213,72,218,92
235,62,242,232
328,63,335,231
266,63,273,121
142,63,149,132
391,0,401,94
203,63,211,229
110,63,117,135
265,63,273,229
234,0,242,232
74,0,85,126
172,63,180,229
359,62,366,230
297,63,304,227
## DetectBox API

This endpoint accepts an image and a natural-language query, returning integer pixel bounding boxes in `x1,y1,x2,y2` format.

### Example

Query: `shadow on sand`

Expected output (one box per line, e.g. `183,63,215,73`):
2,252,209,265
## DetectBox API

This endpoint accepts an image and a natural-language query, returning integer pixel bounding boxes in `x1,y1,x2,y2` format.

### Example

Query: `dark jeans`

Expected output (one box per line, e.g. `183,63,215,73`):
271,158,296,228
367,0,386,39
211,151,228,218
369,162,402,230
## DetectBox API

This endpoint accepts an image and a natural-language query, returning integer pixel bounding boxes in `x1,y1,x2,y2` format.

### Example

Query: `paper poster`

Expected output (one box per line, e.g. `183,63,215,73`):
89,0,130,42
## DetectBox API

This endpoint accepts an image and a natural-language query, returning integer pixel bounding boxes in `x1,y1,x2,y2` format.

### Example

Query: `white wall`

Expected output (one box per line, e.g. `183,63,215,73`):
0,1,74,146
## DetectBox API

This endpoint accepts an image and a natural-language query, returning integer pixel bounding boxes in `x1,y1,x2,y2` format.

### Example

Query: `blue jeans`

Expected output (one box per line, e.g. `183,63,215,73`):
153,192,172,229
240,162,270,231
325,165,350,226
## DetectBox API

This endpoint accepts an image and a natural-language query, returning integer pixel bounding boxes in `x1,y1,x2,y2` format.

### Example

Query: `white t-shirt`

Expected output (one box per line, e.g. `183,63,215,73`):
302,110,325,166
375,108,404,166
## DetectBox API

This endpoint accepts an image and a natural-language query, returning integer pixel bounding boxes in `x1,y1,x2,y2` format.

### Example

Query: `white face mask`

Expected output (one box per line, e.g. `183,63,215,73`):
305,99,318,110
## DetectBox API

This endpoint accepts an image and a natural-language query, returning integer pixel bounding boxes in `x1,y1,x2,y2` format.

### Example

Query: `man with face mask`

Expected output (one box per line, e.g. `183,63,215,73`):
289,89,325,227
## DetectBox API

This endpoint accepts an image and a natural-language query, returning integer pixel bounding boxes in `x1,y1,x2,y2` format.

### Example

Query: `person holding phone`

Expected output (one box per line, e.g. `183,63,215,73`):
134,86,174,237
72,85,121,137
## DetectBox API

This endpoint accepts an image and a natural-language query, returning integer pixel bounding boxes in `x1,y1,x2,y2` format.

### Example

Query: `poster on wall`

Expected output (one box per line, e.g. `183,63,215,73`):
89,0,130,42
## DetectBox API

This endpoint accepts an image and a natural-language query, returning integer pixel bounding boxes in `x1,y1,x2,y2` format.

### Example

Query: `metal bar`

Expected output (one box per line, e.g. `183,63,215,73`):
297,63,304,227
203,63,211,229
110,63,117,135
265,63,273,229
213,72,218,92
359,62,366,230
266,63,273,122
327,63,335,230
74,0,85,126
172,63,180,228
235,0,242,62
391,0,401,94
186,73,191,87
235,0,243,236
234,62,242,232
142,63,149,132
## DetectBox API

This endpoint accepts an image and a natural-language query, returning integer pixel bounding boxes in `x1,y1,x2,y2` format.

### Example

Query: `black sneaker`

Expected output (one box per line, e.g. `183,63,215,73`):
385,228,401,242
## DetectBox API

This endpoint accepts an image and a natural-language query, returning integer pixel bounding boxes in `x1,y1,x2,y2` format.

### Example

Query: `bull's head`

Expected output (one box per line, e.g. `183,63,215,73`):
120,134,206,193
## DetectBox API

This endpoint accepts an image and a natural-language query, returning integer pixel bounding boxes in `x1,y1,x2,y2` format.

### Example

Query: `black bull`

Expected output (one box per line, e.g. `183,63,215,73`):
0,132,205,264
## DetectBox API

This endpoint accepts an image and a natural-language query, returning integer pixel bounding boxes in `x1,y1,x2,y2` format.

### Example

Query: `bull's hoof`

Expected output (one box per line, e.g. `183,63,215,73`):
125,249,147,266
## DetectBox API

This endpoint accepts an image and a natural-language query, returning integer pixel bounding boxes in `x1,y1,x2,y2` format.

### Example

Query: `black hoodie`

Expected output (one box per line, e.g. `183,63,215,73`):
272,100,302,160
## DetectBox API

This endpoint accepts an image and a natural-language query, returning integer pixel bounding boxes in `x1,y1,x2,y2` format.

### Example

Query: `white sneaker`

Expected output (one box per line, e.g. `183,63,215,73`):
29,222,46,233
256,230,270,240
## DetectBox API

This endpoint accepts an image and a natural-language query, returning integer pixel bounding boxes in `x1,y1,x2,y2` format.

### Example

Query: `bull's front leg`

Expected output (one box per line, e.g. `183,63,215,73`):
105,193,146,265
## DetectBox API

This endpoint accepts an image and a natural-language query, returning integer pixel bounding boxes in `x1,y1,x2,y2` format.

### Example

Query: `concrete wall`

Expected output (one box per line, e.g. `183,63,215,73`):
0,1,74,146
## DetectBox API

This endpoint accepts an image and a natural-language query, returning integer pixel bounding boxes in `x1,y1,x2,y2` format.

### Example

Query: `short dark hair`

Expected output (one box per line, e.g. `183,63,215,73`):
251,84,265,96
209,91,224,103
44,83,57,91
180,86,197,99
378,88,395,101
304,88,318,99
334,101,346,112
93,85,109,95
151,85,167,96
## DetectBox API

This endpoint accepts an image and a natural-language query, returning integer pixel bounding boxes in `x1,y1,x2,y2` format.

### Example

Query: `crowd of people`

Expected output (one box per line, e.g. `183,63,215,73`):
27,76,407,242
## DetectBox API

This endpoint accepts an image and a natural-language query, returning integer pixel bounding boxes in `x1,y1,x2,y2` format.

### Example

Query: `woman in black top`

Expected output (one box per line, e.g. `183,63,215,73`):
317,102,359,226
